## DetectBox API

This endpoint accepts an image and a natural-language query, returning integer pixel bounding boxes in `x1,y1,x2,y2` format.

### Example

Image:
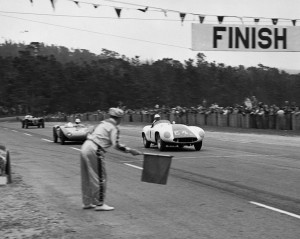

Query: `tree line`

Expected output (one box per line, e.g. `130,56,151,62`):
0,41,299,115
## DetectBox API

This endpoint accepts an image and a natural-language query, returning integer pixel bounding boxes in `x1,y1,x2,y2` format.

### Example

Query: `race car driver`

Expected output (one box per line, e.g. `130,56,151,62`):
151,114,161,127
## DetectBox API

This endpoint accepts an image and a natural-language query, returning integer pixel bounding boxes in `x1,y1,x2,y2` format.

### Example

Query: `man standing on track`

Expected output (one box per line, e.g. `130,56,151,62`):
80,107,142,211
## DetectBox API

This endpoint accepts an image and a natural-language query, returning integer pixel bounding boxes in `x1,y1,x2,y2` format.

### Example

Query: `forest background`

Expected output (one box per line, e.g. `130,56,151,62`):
0,41,299,115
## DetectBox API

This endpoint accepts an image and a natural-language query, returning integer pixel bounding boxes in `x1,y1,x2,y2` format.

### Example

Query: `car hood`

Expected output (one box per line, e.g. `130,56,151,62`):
60,126,89,135
171,124,197,138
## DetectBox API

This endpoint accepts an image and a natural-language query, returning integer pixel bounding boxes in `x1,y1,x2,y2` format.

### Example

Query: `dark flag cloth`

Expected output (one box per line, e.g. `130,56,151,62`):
141,153,173,185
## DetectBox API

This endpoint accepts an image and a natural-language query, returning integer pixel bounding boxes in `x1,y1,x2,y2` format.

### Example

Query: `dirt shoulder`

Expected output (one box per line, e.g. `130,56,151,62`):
0,173,77,239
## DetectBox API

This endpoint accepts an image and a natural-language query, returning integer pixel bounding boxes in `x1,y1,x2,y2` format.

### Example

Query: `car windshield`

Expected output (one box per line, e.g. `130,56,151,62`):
154,120,170,126
64,123,86,128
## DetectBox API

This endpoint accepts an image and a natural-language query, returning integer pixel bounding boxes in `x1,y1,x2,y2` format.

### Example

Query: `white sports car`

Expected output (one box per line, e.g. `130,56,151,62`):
142,120,205,151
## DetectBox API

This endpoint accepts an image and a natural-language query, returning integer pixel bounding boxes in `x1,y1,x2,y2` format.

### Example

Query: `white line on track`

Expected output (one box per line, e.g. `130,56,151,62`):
11,130,18,132
24,133,32,136
175,154,286,160
70,147,81,151
250,201,300,219
124,163,143,170
41,138,52,142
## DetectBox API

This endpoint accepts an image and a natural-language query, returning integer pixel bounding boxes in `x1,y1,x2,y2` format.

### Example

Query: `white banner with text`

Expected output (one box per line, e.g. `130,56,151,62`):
191,24,300,52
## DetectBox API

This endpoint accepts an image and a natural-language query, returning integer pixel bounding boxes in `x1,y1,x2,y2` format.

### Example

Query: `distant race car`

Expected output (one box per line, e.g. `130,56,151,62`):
53,122,93,145
21,115,45,128
142,120,205,151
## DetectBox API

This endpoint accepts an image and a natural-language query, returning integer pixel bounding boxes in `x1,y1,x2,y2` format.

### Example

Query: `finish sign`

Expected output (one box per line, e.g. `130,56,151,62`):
191,24,300,52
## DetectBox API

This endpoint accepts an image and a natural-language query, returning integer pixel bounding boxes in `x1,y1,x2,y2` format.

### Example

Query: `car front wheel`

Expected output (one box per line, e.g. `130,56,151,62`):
143,134,151,148
156,134,166,151
60,132,66,145
194,141,203,151
53,129,58,143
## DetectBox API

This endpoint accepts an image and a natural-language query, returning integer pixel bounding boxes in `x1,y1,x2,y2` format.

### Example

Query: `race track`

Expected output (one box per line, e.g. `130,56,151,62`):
0,121,299,239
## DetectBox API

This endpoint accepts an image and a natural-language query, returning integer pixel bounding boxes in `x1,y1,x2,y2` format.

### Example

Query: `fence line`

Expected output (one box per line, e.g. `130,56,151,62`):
61,112,300,131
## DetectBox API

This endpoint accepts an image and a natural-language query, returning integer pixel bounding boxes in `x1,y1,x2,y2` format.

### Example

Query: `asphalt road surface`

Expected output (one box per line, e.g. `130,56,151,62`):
0,121,299,239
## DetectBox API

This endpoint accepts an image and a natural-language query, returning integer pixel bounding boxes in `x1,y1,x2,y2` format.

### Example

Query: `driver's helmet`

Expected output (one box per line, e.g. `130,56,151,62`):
75,118,81,124
154,114,160,120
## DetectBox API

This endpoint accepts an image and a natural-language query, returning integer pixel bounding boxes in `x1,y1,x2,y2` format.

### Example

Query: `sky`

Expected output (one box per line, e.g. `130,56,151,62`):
0,0,300,71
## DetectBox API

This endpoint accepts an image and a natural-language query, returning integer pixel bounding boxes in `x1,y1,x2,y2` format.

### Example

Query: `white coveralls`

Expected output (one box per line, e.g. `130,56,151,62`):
80,118,126,206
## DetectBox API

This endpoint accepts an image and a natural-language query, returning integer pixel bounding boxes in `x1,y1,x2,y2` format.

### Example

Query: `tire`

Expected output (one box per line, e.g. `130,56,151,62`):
24,120,29,129
142,134,151,148
22,122,25,128
194,141,203,151
5,151,12,184
60,132,66,145
42,122,45,128
53,128,58,143
156,134,166,151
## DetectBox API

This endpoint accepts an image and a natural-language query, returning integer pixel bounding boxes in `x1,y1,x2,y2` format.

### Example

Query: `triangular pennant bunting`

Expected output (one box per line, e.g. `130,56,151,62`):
217,16,224,24
179,13,186,24
115,8,122,18
272,18,278,25
50,0,57,10
239,17,244,24
73,1,79,7
24,1,299,27
138,7,148,12
162,9,167,17
199,15,205,24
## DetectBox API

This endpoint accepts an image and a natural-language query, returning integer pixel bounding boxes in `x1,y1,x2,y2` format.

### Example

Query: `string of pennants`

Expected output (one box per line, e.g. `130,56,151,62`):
29,0,299,26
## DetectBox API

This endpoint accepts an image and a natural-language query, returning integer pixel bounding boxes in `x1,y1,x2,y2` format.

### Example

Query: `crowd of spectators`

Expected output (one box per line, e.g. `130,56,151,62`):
120,97,300,131
1,96,300,131
123,96,299,119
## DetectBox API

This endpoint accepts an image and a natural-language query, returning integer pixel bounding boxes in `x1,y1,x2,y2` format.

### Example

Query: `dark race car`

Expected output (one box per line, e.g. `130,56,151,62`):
53,122,93,145
21,115,45,128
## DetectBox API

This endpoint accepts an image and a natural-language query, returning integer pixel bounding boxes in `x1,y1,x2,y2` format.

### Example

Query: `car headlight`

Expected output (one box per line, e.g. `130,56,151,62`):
67,133,72,136
164,131,171,138
199,129,205,138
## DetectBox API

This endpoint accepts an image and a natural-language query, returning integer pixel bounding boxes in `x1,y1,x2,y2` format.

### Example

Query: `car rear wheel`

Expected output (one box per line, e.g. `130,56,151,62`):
142,134,151,148
156,134,166,151
194,141,202,151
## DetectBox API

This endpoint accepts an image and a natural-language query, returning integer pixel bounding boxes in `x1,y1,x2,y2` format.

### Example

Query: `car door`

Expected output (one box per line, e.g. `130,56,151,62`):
149,124,157,142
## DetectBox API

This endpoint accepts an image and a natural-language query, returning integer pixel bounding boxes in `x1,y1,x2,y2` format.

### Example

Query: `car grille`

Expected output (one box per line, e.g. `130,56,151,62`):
173,137,197,143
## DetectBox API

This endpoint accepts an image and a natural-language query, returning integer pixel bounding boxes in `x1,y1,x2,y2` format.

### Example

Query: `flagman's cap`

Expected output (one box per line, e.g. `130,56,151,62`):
109,108,124,118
